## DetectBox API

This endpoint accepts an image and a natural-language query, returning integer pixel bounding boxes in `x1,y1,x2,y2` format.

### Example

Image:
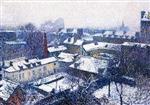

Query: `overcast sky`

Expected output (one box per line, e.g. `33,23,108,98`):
1,0,150,31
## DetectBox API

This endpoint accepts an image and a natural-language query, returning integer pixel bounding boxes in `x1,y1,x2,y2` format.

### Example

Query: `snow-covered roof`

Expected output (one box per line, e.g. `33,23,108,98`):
83,32,90,36
82,35,93,42
122,42,150,48
72,29,77,33
103,31,113,35
141,18,150,21
125,31,136,36
115,31,124,36
48,45,67,53
0,80,18,101
5,57,57,72
69,56,108,74
92,33,103,37
40,57,57,65
58,52,77,63
5,41,26,45
59,29,67,33
141,11,150,21
0,30,15,32
31,72,67,85
83,42,121,52
37,75,80,93
93,31,136,40
63,37,83,46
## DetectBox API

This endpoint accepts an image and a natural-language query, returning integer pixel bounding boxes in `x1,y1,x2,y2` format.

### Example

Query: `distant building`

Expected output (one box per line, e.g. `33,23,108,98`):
93,30,137,44
121,42,150,75
48,45,67,57
82,33,94,44
4,57,59,83
3,41,27,60
140,11,150,43
58,52,78,72
25,31,47,59
58,28,83,43
63,37,84,54
0,31,16,41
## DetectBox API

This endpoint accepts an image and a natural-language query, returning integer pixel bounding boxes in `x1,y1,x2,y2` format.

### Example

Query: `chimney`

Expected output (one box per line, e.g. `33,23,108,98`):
73,37,78,44
10,61,13,66
68,37,71,42
43,33,48,58
25,59,29,62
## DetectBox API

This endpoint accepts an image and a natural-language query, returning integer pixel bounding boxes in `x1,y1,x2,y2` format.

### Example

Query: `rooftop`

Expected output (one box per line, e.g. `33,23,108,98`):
58,52,77,63
93,30,136,40
115,31,124,36
63,37,83,46
0,80,18,101
103,30,113,35
5,41,26,45
69,56,108,74
48,45,67,53
83,42,121,52
5,57,57,72
122,42,150,48
35,73,83,93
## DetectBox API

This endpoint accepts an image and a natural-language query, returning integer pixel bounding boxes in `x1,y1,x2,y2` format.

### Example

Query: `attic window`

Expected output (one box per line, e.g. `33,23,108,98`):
37,62,41,65
25,59,29,62
94,41,98,45
26,64,31,68
18,66,23,70
68,38,71,42
105,44,108,48
10,61,13,66
32,63,36,67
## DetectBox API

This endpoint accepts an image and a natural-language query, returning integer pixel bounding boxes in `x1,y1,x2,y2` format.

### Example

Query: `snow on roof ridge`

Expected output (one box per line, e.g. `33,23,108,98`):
5,57,57,72
83,42,121,52
48,45,67,53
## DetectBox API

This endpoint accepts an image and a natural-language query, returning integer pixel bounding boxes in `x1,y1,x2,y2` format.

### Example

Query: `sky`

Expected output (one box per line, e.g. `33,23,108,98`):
1,0,150,31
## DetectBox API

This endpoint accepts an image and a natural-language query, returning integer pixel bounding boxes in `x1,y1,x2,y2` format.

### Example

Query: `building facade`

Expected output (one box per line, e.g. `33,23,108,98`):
4,57,59,83
63,37,83,54
120,42,150,76
140,11,150,43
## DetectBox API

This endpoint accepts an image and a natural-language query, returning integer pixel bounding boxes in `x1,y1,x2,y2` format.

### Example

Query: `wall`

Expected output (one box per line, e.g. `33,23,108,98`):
4,62,59,83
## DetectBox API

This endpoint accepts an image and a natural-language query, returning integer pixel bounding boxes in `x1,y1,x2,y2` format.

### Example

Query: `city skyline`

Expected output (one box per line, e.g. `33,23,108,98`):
1,1,150,31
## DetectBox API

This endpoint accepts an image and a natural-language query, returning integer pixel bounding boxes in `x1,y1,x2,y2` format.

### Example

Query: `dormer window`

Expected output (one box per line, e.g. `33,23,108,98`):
18,66,23,70
25,59,29,62
32,63,36,67
37,61,41,65
68,37,71,42
26,64,31,68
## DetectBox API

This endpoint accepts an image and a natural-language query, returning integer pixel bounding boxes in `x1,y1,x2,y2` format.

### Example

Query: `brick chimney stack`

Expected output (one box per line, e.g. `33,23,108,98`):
43,33,48,58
